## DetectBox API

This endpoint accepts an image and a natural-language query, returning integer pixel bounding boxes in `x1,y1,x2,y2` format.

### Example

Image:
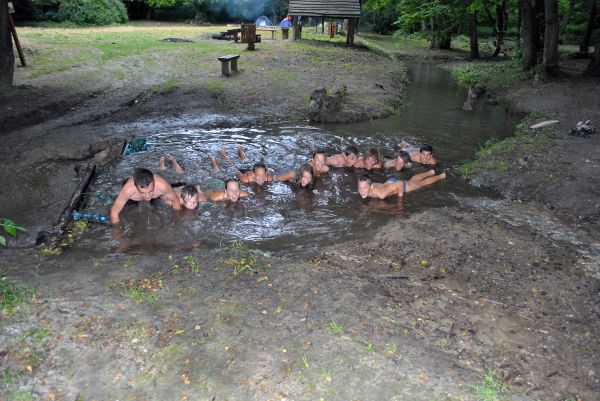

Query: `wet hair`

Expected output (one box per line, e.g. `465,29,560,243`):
344,145,359,156
312,150,326,159
253,162,267,173
358,174,372,184
133,168,154,188
420,144,433,153
396,151,410,165
366,148,380,163
224,179,240,189
297,163,314,187
181,185,198,199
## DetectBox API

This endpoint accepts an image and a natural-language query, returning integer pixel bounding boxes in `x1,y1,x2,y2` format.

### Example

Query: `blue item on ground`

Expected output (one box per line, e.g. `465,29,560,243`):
72,211,109,223
124,137,148,155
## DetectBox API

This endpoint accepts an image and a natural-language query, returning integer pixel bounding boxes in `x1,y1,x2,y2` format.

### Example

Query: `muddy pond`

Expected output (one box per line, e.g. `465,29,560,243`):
31,62,519,255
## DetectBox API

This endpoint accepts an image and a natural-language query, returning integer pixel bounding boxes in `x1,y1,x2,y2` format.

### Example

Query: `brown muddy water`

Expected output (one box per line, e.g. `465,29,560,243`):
70,62,518,255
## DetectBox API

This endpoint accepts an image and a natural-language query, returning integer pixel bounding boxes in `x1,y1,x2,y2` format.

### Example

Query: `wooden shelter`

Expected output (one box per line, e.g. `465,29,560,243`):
287,0,361,45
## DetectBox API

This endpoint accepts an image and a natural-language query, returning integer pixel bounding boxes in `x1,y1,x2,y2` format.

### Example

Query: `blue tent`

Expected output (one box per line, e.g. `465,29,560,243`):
256,15,273,27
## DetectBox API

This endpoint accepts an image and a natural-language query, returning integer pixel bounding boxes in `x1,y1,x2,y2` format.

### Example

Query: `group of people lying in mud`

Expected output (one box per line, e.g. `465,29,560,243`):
110,143,446,225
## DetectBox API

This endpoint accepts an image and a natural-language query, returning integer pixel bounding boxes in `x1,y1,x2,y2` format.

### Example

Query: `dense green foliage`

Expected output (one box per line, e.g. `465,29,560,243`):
20,0,128,25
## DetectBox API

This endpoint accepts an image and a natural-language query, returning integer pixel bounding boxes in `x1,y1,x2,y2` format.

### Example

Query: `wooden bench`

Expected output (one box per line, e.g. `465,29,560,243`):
218,54,240,76
256,26,276,40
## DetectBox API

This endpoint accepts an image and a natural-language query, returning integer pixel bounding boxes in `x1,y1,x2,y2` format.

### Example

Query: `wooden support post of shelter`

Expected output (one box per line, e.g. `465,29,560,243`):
8,13,25,66
288,0,361,45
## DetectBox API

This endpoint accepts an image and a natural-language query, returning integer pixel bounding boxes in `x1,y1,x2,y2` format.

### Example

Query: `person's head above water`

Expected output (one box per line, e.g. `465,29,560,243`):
364,148,381,170
181,185,199,209
224,179,242,202
133,168,155,200
297,163,314,188
344,145,359,166
357,174,372,199
419,144,434,164
395,151,411,170
312,150,327,171
252,163,269,185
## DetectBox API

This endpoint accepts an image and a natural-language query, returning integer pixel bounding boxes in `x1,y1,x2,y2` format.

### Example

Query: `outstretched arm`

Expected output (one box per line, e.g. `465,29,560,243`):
237,146,249,162
235,171,251,184
274,171,296,182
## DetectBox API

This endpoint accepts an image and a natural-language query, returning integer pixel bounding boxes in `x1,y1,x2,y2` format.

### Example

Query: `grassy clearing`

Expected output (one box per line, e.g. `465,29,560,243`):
18,25,228,79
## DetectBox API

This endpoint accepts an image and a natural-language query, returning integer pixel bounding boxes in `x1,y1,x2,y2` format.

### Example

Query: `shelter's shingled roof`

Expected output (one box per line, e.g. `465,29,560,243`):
288,0,361,17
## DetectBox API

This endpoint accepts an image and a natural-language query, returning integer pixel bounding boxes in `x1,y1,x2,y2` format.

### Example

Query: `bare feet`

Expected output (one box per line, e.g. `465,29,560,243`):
159,156,167,170
210,156,220,172
219,149,231,161
237,146,249,162
440,172,446,179
170,156,184,174
428,169,435,176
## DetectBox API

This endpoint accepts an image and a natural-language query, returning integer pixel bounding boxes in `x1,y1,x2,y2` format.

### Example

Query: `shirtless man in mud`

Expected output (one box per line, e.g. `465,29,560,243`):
357,170,446,199
206,179,248,203
401,143,438,165
383,151,411,171
110,168,180,224
327,145,360,168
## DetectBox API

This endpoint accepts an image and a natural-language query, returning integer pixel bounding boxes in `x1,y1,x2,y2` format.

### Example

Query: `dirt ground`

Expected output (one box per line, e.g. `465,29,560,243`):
1,25,599,401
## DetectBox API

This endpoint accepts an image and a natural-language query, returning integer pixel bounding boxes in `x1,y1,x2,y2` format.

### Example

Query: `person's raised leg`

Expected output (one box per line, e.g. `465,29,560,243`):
409,169,436,183
237,146,249,162
210,156,221,172
406,171,445,192
219,149,232,162
159,156,167,170
170,156,184,174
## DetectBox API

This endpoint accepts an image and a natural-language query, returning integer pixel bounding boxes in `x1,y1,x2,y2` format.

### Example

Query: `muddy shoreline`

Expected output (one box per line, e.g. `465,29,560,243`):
1,28,599,401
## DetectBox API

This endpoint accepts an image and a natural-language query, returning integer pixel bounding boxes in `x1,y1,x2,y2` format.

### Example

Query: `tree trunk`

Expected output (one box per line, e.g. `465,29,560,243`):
470,13,480,59
493,1,506,57
0,0,14,88
517,4,521,41
520,0,540,70
585,33,600,76
146,7,152,20
580,0,597,54
542,0,560,77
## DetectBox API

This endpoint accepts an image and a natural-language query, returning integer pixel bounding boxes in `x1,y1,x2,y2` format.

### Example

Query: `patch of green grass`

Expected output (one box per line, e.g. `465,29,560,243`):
327,320,343,335
143,76,180,100
7,390,34,401
472,370,508,401
0,271,38,314
456,113,552,178
124,286,160,305
218,240,270,276
384,341,397,356
450,60,531,89
204,80,228,103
